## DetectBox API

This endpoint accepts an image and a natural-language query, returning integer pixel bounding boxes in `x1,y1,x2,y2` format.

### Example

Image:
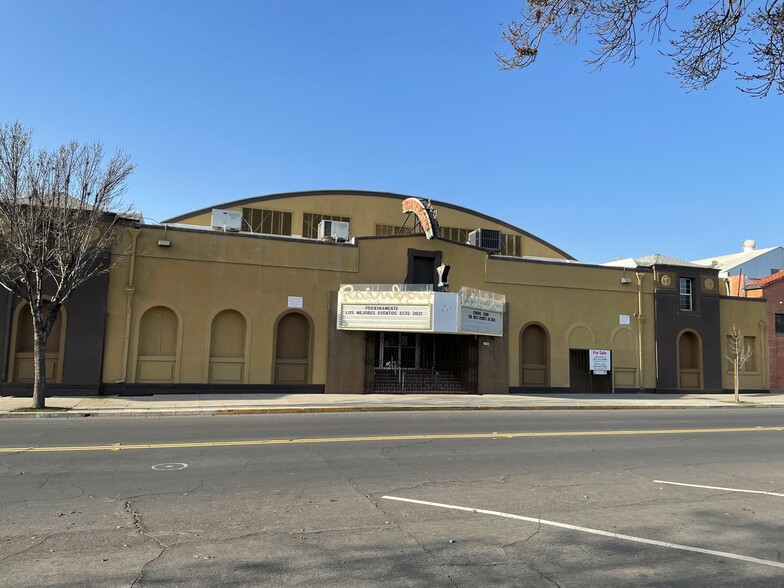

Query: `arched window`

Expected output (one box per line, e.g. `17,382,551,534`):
274,312,311,385
209,310,247,383
678,331,702,389
10,302,65,383
520,324,549,388
136,306,179,383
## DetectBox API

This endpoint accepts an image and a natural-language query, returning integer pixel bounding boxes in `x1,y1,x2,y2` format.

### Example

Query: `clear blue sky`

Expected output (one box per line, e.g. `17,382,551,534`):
1,1,781,264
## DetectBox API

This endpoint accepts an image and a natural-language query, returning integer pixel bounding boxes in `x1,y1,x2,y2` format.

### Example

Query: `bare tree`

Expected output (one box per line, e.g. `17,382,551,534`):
0,122,135,408
499,0,784,97
725,324,753,403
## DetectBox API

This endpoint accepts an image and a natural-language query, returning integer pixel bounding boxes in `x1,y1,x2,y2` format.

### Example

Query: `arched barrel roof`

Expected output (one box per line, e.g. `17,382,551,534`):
163,189,575,261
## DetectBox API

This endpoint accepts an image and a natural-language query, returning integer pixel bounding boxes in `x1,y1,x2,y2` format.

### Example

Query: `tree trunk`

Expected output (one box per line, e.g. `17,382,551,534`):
32,329,46,409
734,364,739,404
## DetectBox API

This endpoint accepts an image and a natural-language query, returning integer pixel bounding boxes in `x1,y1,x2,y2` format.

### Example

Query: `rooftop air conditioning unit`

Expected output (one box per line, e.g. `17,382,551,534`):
211,209,242,232
318,220,350,242
469,228,501,252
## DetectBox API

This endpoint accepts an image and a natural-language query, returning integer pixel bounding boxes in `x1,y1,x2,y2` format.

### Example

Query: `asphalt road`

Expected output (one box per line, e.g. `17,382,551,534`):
2,409,784,587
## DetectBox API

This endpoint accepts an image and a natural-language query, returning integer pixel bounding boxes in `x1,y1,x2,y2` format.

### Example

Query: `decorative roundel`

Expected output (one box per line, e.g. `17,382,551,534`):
704,278,715,290
660,275,672,287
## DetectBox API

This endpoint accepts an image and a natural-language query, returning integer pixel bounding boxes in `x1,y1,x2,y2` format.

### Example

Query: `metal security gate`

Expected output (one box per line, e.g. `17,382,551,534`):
569,349,612,393
366,332,477,394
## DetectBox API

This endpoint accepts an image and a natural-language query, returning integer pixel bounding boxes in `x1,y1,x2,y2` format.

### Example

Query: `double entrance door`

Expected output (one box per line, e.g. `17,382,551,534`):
366,332,477,394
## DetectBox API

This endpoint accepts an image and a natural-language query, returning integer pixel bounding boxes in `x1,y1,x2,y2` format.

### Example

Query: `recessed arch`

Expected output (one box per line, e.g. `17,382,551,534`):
567,323,596,349
7,300,67,383
520,322,549,388
134,305,181,383
611,326,638,389
677,329,703,390
207,308,249,384
272,310,313,385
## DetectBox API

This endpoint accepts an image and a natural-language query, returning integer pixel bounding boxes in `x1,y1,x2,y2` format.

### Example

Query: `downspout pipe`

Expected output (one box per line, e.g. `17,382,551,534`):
636,272,645,391
117,228,141,383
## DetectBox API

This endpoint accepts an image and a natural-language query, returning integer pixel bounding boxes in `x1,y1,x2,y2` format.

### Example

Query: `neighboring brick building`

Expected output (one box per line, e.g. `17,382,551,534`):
746,270,784,393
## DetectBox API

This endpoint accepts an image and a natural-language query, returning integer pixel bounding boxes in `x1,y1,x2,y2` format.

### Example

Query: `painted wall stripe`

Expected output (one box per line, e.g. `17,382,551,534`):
382,495,784,570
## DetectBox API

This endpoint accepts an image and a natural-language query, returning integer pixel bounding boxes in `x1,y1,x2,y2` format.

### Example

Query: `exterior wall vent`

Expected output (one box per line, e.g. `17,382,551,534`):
211,209,242,232
318,220,350,242
469,228,501,252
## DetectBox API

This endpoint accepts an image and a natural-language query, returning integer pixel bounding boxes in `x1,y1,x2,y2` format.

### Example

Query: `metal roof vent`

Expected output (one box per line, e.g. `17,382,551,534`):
742,239,756,253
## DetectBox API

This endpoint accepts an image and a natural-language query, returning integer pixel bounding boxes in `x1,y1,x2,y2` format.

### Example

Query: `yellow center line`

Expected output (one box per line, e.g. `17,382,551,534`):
0,426,782,454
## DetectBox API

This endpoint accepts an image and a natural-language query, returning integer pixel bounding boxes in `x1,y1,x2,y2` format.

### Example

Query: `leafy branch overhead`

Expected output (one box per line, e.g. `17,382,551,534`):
498,0,784,97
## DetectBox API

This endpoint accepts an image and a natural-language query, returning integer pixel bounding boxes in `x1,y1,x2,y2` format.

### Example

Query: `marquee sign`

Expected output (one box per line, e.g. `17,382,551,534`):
337,284,504,336
340,304,431,331
459,307,502,336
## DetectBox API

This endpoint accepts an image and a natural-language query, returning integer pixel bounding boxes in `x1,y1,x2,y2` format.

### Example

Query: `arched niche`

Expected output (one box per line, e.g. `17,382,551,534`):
273,311,312,385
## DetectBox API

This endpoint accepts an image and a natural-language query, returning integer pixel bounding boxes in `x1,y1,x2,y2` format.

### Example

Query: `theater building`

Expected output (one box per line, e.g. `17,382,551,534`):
0,190,770,395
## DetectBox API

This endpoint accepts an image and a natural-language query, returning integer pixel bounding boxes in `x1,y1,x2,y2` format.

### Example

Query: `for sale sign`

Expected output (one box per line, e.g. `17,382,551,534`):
589,349,611,375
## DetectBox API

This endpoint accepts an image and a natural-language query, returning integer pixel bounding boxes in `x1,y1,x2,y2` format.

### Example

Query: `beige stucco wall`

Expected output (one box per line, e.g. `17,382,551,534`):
719,297,769,390
103,224,665,391
99,193,768,392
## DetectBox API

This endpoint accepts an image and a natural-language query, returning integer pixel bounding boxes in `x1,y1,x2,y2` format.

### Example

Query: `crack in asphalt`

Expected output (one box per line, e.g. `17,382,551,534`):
0,460,25,474
126,499,170,588
125,481,205,501
520,558,561,588
311,443,458,588
498,470,529,483
343,482,459,587
0,533,55,563
449,561,516,568
380,479,461,496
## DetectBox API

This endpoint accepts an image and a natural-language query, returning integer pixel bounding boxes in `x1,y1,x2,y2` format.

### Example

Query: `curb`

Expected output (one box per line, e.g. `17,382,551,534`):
1,403,782,417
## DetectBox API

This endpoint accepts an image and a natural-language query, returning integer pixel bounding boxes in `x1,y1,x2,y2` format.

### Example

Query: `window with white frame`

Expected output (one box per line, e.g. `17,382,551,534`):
679,278,693,311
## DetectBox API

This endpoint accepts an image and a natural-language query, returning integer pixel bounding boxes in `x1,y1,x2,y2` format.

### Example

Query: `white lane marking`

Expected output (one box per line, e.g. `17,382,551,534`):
382,495,784,570
654,480,784,498
151,462,188,471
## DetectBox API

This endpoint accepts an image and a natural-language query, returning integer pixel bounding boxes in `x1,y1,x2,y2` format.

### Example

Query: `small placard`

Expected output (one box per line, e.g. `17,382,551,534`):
619,314,630,325
287,296,303,308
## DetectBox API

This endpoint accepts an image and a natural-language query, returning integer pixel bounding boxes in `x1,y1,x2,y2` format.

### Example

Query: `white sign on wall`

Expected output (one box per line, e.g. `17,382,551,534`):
619,314,630,325
288,296,303,308
589,349,611,374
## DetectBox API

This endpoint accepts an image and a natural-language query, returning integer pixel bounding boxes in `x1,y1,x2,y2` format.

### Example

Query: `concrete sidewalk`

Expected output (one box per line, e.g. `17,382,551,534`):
3,391,784,417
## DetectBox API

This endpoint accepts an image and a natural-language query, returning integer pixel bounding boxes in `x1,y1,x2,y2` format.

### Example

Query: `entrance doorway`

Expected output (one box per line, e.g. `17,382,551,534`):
366,332,477,393
569,349,612,393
